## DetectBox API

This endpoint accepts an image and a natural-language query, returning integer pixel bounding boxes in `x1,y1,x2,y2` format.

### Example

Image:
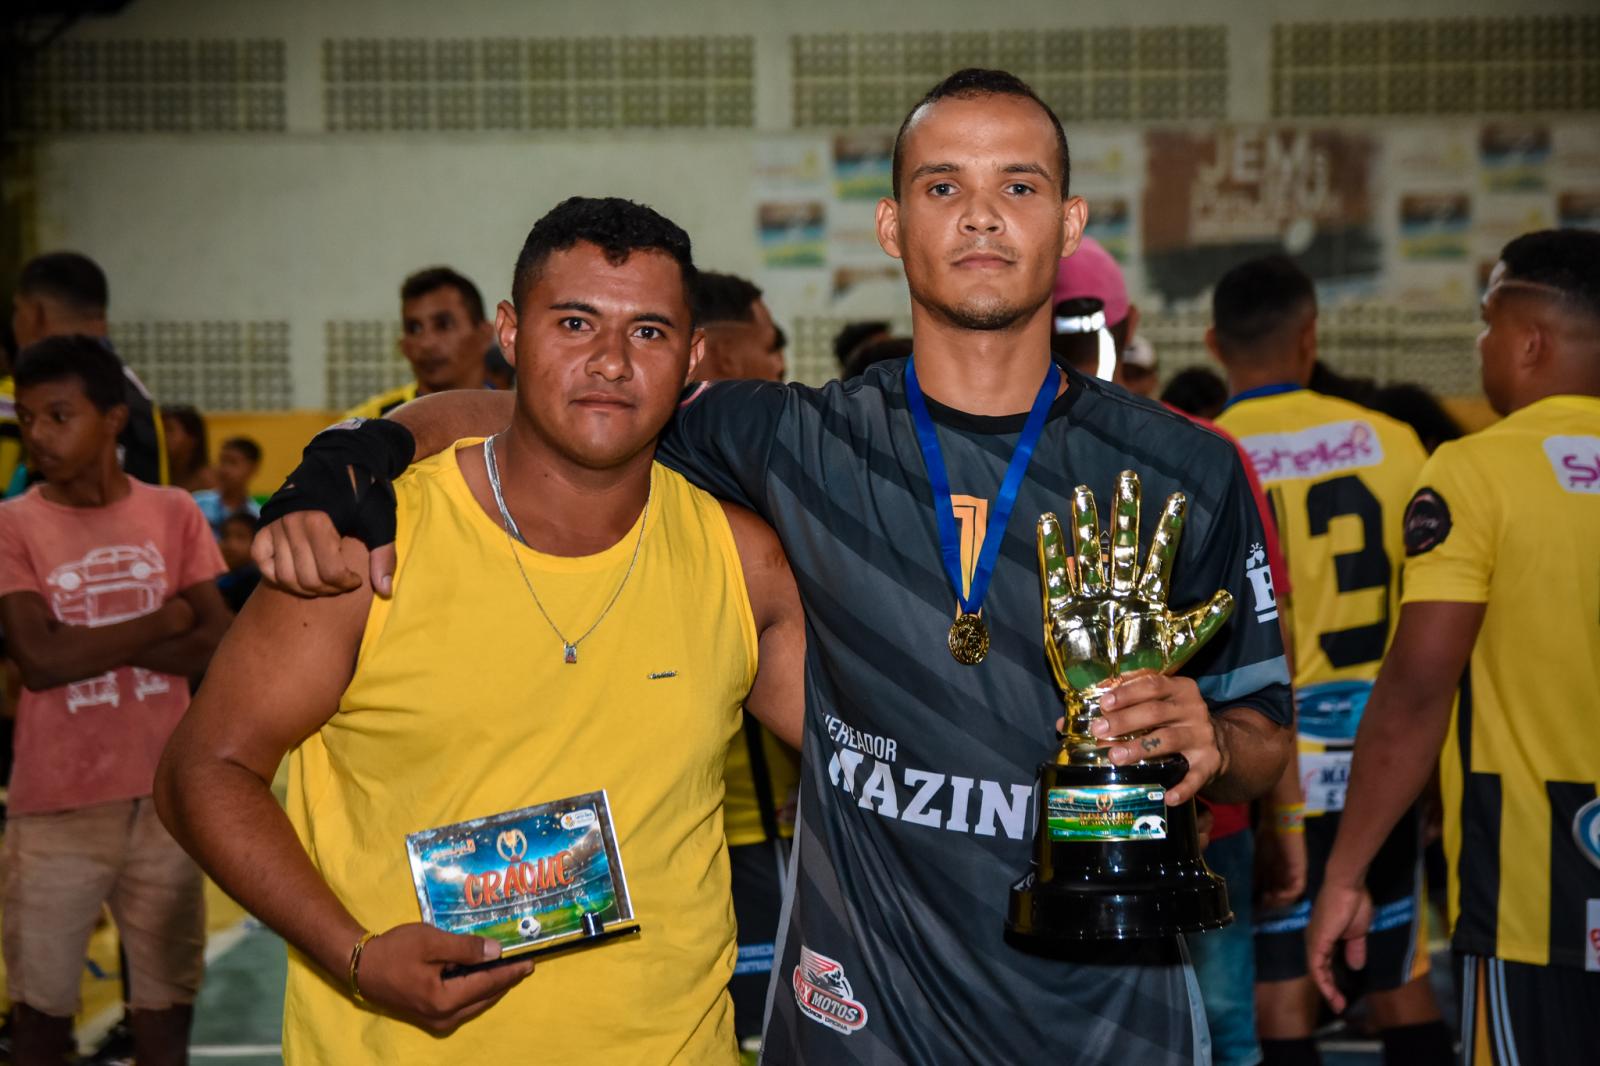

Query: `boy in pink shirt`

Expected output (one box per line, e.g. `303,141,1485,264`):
0,335,229,1064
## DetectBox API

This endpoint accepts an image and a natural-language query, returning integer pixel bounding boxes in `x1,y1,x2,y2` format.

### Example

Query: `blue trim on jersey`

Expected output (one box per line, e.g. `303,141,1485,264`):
1195,656,1291,704
1223,382,1302,410
1253,899,1312,934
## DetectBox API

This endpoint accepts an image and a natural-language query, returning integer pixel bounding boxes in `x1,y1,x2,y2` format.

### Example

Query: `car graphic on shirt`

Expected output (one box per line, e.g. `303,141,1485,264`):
66,671,120,714
47,543,175,714
48,542,168,627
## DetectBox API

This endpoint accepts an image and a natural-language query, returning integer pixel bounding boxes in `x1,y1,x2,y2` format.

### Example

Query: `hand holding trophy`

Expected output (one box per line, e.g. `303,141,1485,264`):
1007,470,1237,943
1041,470,1235,764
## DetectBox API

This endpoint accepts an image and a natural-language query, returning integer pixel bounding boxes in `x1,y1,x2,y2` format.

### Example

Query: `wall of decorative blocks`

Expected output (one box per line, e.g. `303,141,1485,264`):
15,1,1598,407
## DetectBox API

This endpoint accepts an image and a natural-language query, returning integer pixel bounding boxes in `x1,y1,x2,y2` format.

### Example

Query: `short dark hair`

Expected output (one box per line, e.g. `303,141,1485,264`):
14,334,126,412
692,272,763,326
1160,367,1229,420
18,252,109,317
511,197,696,317
220,436,262,465
892,69,1071,200
1499,229,1600,319
833,320,889,367
1211,255,1317,356
221,511,261,535
401,267,486,324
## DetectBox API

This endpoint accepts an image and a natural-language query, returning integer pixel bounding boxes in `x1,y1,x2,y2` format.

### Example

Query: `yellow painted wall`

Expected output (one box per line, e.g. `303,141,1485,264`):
206,411,339,497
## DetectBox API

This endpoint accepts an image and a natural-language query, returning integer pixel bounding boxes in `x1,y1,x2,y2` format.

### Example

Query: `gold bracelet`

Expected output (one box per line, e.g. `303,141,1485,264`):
348,930,378,1003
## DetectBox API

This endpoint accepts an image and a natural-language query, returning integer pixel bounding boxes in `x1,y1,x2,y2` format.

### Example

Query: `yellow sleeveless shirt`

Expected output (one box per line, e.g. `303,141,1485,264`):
283,440,754,1064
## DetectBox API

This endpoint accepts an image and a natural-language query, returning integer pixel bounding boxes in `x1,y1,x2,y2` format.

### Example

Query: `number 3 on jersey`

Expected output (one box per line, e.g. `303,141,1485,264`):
1270,475,1393,673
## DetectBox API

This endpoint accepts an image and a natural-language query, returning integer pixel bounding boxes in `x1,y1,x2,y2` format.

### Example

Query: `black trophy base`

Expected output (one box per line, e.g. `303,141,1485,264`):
1006,756,1231,943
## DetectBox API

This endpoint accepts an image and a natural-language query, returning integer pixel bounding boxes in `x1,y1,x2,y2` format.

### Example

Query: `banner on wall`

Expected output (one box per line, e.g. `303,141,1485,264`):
1141,127,1381,305
833,133,894,201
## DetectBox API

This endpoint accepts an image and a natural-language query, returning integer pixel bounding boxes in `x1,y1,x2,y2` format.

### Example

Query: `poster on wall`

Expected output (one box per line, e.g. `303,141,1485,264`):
1479,124,1550,193
1397,193,1471,261
1084,196,1132,263
758,201,828,268
1141,127,1381,305
833,133,894,201
1557,191,1600,232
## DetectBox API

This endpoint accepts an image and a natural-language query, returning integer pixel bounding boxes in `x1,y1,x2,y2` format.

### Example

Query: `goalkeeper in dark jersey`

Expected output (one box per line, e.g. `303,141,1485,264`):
250,70,1295,1066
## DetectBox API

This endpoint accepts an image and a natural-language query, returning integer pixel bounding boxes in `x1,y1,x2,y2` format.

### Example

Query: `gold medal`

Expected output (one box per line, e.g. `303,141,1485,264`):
948,612,990,666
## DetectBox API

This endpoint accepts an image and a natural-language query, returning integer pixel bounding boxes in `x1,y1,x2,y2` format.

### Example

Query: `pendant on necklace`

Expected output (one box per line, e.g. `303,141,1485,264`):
564,643,578,665
947,613,990,666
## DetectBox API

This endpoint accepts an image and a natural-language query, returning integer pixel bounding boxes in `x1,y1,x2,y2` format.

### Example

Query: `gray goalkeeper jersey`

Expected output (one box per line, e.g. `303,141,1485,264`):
658,358,1291,1065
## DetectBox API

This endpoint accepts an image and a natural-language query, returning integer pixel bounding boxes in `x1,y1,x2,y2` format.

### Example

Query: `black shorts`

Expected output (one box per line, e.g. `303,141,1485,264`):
1458,954,1600,1065
728,838,790,1041
1254,804,1429,990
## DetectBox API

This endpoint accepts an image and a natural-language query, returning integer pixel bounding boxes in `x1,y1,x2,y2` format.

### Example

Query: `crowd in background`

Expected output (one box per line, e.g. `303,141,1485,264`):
0,198,1593,1063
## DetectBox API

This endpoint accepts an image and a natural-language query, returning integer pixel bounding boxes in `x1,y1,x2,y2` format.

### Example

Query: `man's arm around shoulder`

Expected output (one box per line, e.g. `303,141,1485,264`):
252,391,512,597
720,502,804,750
155,539,532,1033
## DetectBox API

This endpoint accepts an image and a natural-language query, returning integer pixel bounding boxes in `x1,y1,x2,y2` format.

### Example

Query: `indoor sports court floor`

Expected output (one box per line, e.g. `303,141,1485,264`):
36,896,1454,1065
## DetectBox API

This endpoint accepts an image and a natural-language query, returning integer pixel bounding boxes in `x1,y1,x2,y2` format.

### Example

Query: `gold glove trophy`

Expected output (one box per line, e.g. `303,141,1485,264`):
1007,470,1236,941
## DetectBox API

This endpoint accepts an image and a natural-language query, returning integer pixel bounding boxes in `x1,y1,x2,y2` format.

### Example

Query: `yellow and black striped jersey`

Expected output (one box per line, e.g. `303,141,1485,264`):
343,381,419,421
0,376,21,497
1401,393,1600,969
1220,387,1427,815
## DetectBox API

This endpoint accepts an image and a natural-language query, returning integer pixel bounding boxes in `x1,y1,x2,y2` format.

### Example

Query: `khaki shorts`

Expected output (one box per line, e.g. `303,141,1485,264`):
3,798,205,1016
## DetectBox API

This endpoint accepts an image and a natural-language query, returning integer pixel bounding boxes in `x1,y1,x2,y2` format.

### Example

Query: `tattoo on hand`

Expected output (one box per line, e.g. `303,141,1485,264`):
1140,736,1161,753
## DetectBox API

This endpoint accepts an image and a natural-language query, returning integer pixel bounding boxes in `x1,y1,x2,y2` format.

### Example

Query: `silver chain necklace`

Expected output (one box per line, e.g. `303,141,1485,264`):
483,436,650,664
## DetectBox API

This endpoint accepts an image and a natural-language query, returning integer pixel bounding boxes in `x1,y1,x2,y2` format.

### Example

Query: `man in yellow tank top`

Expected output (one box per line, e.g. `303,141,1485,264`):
154,198,805,1064
1209,256,1449,1066
1309,229,1600,1066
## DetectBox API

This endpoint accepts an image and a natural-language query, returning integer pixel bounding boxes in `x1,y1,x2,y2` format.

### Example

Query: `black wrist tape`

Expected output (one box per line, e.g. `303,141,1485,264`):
258,418,417,550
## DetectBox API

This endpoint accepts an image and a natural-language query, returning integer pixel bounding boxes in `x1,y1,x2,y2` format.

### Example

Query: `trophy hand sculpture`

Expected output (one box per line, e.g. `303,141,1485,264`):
1007,469,1237,943
1039,470,1234,765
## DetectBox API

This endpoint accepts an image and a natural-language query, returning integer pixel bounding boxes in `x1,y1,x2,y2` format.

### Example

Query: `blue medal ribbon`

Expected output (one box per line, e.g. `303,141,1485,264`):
905,357,1060,619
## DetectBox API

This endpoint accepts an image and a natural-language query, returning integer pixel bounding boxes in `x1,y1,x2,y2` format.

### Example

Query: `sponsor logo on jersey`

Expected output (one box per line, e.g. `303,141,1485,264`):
1244,542,1279,623
1240,420,1383,484
825,715,1034,841
1402,487,1452,556
1573,797,1600,872
793,946,868,1034
1542,435,1600,494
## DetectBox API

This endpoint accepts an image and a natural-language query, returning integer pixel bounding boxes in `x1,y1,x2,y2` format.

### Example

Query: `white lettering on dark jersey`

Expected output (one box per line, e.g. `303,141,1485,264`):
1542,435,1600,494
974,780,1032,839
1244,542,1279,623
825,715,899,762
900,769,945,828
1241,420,1383,483
824,743,1032,841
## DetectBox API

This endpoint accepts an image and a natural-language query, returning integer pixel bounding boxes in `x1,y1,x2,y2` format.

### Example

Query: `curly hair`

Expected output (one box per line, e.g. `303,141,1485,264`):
511,197,696,316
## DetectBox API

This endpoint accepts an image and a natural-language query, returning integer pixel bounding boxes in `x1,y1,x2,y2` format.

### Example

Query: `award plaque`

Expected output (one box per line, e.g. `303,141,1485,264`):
405,790,640,959
1006,470,1236,942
